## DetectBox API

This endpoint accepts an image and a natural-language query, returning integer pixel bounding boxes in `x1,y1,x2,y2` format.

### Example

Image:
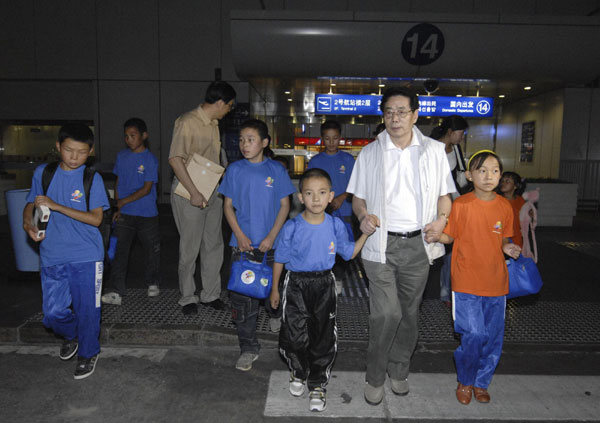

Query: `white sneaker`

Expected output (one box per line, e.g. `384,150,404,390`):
101,292,122,305
269,317,281,333
147,285,160,297
335,279,343,295
309,387,327,412
289,374,306,397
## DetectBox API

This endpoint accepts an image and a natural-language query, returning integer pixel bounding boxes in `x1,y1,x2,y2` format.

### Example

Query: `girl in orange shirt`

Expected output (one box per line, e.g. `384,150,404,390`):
439,150,521,406
499,171,526,247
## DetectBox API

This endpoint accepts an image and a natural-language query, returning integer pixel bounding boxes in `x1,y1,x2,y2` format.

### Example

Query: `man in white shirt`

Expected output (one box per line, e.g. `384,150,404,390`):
347,87,455,405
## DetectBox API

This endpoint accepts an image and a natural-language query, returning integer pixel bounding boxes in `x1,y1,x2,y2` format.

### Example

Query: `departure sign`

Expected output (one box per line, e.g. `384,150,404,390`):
315,94,493,118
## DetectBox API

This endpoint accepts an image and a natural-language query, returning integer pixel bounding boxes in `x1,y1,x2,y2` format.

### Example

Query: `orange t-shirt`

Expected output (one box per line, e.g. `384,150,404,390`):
507,196,525,247
443,192,514,297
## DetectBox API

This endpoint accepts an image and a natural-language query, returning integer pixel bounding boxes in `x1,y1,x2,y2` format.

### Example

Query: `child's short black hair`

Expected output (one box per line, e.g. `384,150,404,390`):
124,117,147,133
502,171,526,195
380,87,419,112
299,168,332,192
58,123,94,147
467,150,503,173
320,120,341,135
240,118,269,141
205,81,237,105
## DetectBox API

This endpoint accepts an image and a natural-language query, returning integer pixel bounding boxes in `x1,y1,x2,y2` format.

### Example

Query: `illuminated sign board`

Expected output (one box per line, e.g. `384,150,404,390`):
315,94,493,118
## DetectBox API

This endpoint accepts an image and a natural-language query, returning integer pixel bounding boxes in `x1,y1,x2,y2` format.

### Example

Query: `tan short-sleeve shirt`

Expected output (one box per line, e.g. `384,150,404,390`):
168,105,221,165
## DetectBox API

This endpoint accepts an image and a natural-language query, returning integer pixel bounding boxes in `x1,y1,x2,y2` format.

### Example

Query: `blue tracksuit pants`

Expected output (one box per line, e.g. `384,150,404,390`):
452,292,505,389
41,261,103,358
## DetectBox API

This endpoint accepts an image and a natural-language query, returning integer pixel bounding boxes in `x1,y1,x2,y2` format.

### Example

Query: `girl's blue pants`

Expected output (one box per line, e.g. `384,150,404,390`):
452,292,505,389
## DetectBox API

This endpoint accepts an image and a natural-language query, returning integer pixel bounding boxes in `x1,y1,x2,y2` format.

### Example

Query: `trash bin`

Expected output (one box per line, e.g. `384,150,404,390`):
5,189,40,272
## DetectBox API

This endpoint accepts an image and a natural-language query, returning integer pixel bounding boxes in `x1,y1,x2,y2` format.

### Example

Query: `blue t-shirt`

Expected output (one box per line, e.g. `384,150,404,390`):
218,158,296,247
27,164,110,267
275,213,354,272
307,151,355,217
113,149,158,217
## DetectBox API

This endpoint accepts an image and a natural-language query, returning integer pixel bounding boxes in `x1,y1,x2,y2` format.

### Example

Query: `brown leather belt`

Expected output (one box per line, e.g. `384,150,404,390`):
387,229,422,239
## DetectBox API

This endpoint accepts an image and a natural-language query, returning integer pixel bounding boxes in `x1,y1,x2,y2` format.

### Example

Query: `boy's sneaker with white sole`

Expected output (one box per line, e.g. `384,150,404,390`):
73,354,98,380
101,292,122,305
59,339,78,361
289,374,306,397
235,352,258,371
147,285,160,297
309,387,327,412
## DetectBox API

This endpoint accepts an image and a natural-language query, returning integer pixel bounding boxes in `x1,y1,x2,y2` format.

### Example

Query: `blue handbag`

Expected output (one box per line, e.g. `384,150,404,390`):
227,251,273,299
506,255,543,299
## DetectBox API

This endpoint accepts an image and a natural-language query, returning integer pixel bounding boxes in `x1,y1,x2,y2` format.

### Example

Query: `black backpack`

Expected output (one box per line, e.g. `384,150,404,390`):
41,162,114,249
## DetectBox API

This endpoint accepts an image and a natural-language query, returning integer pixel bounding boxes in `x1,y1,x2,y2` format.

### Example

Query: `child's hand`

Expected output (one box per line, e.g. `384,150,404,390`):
503,242,521,259
360,214,380,235
237,233,252,252
34,195,58,211
23,222,44,242
329,196,344,211
258,235,274,252
270,290,280,310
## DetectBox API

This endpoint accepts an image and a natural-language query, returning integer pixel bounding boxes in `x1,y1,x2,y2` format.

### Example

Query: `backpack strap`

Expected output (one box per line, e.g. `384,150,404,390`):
41,161,60,195
83,166,95,211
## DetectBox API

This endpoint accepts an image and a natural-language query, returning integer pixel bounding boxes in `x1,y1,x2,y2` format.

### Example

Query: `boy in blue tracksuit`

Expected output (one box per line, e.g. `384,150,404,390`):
23,123,109,380
269,168,377,412
218,118,296,372
307,120,355,293
102,118,160,305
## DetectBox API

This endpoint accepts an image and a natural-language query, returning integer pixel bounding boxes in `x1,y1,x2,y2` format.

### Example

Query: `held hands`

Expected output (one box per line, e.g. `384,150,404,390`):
503,242,521,259
359,214,380,235
190,191,208,208
423,216,447,243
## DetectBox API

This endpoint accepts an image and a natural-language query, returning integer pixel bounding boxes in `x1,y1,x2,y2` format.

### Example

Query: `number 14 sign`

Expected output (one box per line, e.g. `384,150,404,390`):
401,23,445,66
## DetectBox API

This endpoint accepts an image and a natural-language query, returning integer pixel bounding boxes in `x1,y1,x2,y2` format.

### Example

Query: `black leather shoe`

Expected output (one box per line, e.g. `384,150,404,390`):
182,303,198,315
204,299,226,311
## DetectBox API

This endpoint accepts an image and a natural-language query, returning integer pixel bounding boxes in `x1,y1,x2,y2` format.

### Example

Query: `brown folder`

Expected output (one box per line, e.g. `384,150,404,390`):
174,153,225,200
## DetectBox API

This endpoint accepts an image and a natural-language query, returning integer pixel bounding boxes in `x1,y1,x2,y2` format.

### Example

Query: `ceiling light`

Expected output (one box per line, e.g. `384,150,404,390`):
456,94,462,97
524,86,532,91
330,83,336,86
378,84,385,88
287,98,293,102
499,94,505,98
284,91,291,95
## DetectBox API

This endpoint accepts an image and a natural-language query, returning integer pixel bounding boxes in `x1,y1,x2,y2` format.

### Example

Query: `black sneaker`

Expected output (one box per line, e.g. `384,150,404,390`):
73,354,98,380
204,299,226,311
182,303,198,315
59,339,78,361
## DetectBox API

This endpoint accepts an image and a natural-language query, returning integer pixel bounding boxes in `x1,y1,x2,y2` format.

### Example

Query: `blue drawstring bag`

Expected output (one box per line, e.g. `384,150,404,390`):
506,255,543,299
227,252,273,299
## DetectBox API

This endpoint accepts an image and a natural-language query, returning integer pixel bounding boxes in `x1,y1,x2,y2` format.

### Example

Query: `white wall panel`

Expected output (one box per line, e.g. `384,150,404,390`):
96,0,159,80
0,0,36,79
34,0,97,79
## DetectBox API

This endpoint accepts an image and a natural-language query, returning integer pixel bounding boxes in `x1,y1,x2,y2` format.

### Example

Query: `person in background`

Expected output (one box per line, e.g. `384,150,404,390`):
219,119,295,371
499,171,526,248
430,115,469,306
169,81,236,315
22,123,109,379
438,150,521,405
307,120,355,294
102,118,160,305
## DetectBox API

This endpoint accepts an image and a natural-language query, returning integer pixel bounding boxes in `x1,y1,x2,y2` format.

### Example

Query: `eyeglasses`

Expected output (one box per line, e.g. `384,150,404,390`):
383,108,413,119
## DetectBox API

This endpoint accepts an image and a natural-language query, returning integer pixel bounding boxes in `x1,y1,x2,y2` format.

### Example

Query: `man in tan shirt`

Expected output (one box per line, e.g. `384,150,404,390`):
169,81,236,315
